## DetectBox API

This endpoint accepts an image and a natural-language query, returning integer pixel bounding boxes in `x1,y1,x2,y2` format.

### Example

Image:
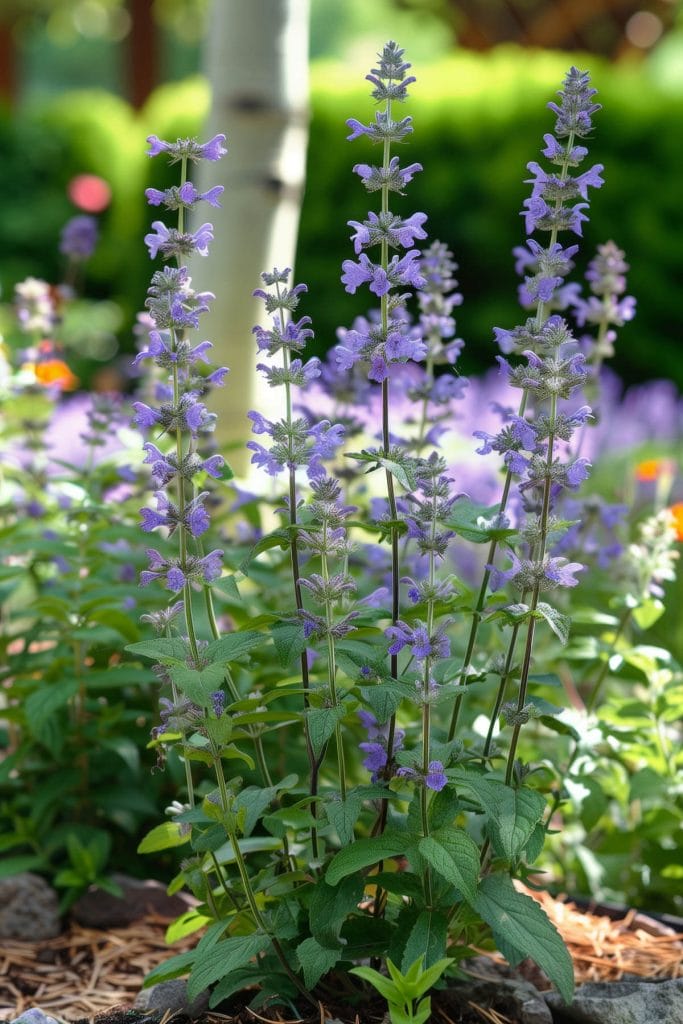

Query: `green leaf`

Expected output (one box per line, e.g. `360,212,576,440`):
360,680,417,723
89,607,140,643
0,855,47,878
306,704,346,760
376,455,417,492
234,775,298,837
401,910,448,972
239,530,290,573
346,449,418,491
125,637,187,663
165,910,214,944
296,936,341,989
417,828,479,904
524,823,546,864
210,575,243,605
211,834,282,865
326,832,409,886
270,621,305,667
410,957,455,999
325,790,365,846
632,597,665,630
474,873,573,1004
209,967,266,1008
205,630,264,664
25,679,78,753
187,932,270,1001
445,499,516,544
310,874,365,949
169,663,226,707
451,772,546,864
536,602,571,646
137,821,189,854
350,965,401,1004
630,766,666,802
143,949,197,987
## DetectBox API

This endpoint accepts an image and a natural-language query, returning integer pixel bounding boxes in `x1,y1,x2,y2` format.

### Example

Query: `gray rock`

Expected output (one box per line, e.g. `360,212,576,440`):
134,979,210,1019
545,978,683,1024
8,1010,62,1024
438,976,553,1023
70,873,193,928
0,873,60,940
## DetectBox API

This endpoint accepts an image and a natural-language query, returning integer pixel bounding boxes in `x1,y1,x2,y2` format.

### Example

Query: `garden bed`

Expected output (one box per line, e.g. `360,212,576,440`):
1,893,681,1024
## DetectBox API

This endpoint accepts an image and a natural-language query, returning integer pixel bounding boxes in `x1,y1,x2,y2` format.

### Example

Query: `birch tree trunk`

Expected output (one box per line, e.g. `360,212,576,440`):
189,0,310,471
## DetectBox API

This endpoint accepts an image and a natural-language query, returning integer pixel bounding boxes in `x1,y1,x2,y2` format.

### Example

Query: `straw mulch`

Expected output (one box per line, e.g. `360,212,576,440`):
489,889,683,986
0,895,681,1023
0,913,199,1022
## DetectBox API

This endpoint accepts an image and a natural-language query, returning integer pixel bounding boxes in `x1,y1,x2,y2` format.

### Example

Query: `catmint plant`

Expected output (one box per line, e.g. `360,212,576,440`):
128,50,650,1017
130,133,321,1008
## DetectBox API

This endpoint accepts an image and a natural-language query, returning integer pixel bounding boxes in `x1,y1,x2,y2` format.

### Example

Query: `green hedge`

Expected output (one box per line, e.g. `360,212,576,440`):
1,48,681,389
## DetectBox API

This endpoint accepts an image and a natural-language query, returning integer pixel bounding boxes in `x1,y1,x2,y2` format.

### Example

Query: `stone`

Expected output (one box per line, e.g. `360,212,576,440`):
70,873,194,929
8,1010,62,1024
545,978,683,1024
0,873,60,940
133,979,210,1019
437,976,553,1023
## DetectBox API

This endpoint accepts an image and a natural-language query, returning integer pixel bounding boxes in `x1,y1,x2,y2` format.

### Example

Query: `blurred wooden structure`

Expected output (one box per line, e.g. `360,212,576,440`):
0,0,158,108
394,0,675,58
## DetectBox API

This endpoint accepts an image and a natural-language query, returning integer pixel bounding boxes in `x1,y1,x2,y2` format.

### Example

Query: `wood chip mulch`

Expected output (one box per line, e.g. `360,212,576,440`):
0,895,681,1023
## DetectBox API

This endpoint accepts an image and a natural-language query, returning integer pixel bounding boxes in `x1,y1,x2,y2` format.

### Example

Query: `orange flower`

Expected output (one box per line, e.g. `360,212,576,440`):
634,457,676,482
22,359,79,391
668,502,683,542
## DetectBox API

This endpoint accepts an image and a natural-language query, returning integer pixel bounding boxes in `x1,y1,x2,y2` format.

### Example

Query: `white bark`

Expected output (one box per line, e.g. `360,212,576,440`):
189,0,310,471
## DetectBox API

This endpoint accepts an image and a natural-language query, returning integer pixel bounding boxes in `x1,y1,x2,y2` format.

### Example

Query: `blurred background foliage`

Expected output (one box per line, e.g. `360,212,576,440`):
0,0,681,390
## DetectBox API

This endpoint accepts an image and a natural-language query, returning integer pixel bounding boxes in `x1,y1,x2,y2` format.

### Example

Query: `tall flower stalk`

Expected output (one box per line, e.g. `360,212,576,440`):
250,271,345,839
340,41,427,788
448,67,604,743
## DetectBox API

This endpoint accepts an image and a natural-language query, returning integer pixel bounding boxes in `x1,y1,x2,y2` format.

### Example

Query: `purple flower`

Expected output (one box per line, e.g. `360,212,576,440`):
425,761,448,791
385,620,450,661
145,183,224,209
543,556,584,587
246,441,283,476
341,250,425,297
489,552,585,592
59,215,99,260
346,112,413,144
133,402,161,429
144,221,214,260
353,157,422,194
146,133,227,163
211,690,226,718
397,760,447,791
347,211,428,254
358,710,405,781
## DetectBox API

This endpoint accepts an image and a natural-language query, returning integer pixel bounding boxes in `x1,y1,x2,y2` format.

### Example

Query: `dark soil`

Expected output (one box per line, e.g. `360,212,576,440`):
67,982,533,1024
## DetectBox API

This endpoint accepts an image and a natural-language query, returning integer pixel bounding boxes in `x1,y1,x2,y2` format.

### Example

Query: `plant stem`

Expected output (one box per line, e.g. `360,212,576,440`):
504,396,557,785
212,753,316,1007
274,280,319,859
